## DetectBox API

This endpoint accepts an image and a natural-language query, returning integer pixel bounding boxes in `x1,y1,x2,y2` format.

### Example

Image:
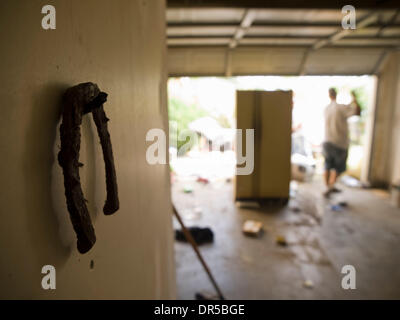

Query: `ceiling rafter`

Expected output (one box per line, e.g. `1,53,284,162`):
166,7,400,76
229,9,257,48
299,12,384,75
312,12,379,50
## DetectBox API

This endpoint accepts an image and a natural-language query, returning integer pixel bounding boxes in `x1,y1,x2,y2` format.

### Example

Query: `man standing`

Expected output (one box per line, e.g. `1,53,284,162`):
323,88,361,198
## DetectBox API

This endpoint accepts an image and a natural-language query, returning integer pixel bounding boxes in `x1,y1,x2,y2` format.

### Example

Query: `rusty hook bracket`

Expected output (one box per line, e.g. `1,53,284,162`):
58,82,119,254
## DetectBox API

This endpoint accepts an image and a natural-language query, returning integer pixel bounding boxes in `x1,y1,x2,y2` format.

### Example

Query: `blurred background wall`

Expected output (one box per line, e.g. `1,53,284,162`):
0,0,176,299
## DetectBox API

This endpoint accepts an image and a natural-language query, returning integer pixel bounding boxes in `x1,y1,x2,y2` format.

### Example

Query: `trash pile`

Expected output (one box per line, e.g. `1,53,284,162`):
175,226,214,245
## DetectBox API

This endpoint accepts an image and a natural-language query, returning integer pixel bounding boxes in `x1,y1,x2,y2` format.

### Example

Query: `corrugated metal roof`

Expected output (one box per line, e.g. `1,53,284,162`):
166,7,400,75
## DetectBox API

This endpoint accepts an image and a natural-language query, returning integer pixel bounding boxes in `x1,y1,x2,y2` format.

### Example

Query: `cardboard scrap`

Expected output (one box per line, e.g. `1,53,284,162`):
303,279,314,289
276,235,288,246
242,220,263,237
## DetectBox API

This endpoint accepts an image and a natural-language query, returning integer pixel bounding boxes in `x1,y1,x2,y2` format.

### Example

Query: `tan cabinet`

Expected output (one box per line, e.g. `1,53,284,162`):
235,90,292,203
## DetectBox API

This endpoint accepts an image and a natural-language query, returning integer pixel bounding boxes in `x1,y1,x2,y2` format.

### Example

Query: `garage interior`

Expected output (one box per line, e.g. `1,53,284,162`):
0,0,399,300
168,2,400,299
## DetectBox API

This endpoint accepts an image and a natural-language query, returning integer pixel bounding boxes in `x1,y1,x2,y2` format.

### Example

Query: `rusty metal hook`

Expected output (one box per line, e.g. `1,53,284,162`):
58,82,119,254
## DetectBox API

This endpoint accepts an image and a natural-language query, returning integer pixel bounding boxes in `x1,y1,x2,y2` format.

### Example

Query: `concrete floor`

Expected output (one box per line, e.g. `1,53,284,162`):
172,176,400,299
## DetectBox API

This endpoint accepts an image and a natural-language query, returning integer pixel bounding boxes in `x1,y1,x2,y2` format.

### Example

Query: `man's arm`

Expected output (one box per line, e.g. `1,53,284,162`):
351,91,361,116
343,92,361,118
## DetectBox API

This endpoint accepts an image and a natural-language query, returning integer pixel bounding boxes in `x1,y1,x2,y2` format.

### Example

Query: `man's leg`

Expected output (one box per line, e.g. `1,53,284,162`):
323,143,333,197
329,169,338,187
324,169,330,187
329,147,347,193
329,169,342,193
323,169,335,198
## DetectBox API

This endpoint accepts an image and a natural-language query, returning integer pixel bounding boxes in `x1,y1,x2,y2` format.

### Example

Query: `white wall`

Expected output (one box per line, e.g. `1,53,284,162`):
0,0,176,299
369,51,400,187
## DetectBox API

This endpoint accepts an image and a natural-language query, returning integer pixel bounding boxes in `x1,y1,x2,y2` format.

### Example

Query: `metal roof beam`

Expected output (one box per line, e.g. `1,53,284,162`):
229,9,256,48
312,12,379,50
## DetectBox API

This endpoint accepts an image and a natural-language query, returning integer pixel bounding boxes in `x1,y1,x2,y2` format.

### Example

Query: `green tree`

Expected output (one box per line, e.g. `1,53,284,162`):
351,87,368,113
168,97,208,153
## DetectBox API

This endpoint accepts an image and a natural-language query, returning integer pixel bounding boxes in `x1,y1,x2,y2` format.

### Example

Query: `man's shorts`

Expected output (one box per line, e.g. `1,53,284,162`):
322,142,348,175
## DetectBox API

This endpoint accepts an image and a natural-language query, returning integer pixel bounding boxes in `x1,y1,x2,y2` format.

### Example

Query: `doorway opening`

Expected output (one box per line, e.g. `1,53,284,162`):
168,75,377,299
168,75,376,184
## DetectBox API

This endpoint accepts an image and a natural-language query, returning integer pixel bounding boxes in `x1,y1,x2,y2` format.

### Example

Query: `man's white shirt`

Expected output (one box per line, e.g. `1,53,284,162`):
324,101,358,149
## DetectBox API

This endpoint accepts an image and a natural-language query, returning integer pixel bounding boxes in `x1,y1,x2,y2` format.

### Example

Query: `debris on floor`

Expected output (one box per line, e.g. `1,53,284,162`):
236,201,261,209
242,220,263,237
291,154,316,182
195,291,219,300
194,291,219,300
290,181,299,197
197,176,209,184
173,170,400,299
330,204,344,212
290,206,301,213
341,175,363,188
194,206,202,213
331,187,342,193
183,185,193,193
175,226,214,245
276,235,288,246
303,279,314,289
182,207,202,220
